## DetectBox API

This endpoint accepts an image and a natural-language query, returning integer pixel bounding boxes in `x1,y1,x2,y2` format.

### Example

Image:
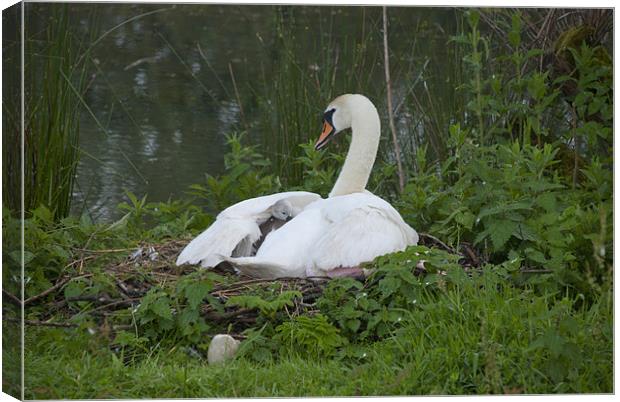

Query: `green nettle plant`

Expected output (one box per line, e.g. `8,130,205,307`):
397,10,612,300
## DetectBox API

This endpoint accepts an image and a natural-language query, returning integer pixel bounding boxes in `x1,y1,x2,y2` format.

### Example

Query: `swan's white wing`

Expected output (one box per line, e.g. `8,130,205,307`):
177,191,321,268
176,218,261,267
223,257,303,279
225,208,324,278
225,193,418,279
219,191,321,219
308,202,418,276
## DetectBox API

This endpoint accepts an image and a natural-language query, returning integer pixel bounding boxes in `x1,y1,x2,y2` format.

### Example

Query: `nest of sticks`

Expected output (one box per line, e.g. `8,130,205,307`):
4,233,481,338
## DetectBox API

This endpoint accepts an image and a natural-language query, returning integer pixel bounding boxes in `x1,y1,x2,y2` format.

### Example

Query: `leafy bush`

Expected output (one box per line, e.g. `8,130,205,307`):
187,133,282,213
396,11,612,299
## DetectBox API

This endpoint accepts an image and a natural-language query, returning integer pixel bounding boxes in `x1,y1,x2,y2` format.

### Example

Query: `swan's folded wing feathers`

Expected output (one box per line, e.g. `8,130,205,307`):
178,191,321,268
176,218,261,268
311,205,418,274
224,256,303,279
218,191,320,219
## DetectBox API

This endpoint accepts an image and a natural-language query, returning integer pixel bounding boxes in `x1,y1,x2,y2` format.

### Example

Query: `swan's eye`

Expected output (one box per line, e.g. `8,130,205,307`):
323,108,336,127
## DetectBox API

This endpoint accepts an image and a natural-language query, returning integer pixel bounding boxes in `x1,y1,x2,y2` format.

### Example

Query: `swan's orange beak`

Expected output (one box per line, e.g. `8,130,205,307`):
315,121,335,150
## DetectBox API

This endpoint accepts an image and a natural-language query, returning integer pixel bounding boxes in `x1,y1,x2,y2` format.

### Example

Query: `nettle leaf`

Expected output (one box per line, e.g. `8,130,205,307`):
177,308,199,327
347,319,361,333
378,276,401,298
477,201,532,221
9,250,35,265
525,247,548,264
455,210,475,229
513,223,540,242
49,244,71,262
184,281,212,310
535,192,557,212
150,297,173,320
487,220,518,250
526,181,564,193
227,290,302,316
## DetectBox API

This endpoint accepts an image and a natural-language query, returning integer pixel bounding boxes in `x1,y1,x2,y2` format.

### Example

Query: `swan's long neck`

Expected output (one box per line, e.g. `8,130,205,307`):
329,98,381,197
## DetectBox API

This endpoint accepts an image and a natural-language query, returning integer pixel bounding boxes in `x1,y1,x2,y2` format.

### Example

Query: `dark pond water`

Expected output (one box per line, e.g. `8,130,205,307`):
28,4,461,221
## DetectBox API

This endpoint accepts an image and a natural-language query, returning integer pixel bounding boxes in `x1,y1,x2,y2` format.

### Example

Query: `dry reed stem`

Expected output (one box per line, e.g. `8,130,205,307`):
382,6,405,193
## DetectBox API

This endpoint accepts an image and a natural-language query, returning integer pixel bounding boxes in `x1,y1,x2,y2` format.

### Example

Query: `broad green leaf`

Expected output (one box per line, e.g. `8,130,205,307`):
184,281,212,310
487,220,518,250
477,201,532,221
150,297,172,320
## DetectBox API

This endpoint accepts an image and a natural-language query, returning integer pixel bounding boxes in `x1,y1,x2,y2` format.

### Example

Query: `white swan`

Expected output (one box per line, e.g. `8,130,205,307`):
225,94,418,278
176,191,321,267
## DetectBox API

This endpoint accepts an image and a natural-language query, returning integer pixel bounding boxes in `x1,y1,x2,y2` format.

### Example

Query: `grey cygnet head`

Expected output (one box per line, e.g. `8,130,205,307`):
271,199,294,221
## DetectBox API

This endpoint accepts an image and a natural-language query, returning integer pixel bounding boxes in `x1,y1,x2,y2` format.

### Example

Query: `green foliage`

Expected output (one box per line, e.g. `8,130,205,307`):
227,290,301,318
292,141,341,195
274,314,347,358
132,270,231,343
188,133,281,212
398,13,613,299
22,273,612,397
568,43,612,161
318,246,464,341
399,134,611,297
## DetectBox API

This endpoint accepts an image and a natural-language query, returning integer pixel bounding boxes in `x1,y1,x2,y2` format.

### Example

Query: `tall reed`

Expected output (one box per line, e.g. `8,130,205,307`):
248,7,466,194
253,6,387,189
16,6,91,219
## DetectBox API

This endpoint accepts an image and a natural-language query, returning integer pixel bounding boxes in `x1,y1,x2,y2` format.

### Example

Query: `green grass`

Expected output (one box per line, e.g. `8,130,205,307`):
23,278,612,398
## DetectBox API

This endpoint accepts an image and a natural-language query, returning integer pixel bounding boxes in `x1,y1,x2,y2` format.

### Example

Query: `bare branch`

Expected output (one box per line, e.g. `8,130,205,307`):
382,6,405,193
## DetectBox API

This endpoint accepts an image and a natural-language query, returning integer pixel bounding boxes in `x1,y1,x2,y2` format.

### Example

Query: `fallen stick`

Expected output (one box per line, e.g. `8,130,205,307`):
2,289,22,306
24,274,93,306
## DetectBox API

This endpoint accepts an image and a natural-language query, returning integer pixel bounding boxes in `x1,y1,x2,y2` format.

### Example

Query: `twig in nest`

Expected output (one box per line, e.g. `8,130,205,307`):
66,294,116,304
419,232,458,255
6,317,77,328
87,298,141,314
75,247,136,254
24,274,93,306
520,269,553,274
2,289,22,306
203,307,256,323
461,243,481,266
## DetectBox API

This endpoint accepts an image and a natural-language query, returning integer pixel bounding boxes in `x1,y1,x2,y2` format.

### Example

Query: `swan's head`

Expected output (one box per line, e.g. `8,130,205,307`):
314,94,356,150
271,199,294,221
314,94,376,150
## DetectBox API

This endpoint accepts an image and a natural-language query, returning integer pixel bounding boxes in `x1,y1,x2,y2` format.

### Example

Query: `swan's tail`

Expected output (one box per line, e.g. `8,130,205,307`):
222,256,303,279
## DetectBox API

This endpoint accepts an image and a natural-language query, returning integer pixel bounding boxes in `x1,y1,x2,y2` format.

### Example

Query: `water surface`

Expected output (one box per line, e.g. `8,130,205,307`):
28,4,460,220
